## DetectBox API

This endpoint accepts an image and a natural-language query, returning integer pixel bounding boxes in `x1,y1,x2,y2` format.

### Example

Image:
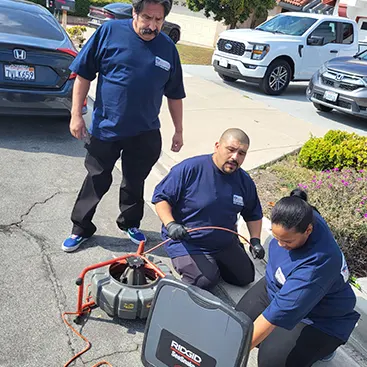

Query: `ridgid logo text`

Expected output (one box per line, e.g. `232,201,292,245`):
170,340,202,367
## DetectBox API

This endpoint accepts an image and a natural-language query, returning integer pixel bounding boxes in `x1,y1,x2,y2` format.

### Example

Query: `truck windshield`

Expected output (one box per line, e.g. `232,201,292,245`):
256,15,317,36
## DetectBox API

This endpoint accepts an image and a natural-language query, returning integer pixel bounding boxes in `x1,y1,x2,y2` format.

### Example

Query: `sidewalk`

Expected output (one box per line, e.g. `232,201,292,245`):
88,70,367,367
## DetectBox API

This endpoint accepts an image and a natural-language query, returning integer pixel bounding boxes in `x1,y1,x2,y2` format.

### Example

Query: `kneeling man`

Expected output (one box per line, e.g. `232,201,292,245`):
152,128,263,290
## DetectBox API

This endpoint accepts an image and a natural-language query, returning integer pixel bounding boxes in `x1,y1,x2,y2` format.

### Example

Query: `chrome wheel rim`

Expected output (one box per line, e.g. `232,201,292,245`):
269,66,288,91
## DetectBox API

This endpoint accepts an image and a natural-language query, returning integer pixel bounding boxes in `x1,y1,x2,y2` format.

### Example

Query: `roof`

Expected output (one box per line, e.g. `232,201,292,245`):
279,0,311,6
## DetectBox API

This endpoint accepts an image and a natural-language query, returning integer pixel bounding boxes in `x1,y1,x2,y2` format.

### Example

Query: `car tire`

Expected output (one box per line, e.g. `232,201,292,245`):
218,73,237,83
313,102,333,113
261,59,291,95
169,28,180,44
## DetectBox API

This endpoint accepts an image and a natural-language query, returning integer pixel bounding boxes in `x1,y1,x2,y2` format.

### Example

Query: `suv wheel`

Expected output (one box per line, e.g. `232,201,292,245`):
169,28,180,44
261,60,291,95
219,73,237,83
313,103,333,113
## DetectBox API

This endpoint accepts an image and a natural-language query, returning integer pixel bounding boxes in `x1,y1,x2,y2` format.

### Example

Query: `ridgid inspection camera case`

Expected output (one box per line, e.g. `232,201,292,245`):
141,277,253,367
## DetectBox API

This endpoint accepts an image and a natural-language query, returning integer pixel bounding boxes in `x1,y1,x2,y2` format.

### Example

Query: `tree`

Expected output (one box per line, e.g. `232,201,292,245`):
186,0,276,29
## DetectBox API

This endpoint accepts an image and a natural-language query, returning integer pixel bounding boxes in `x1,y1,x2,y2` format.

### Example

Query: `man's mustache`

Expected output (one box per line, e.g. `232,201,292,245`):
141,28,158,36
226,160,238,167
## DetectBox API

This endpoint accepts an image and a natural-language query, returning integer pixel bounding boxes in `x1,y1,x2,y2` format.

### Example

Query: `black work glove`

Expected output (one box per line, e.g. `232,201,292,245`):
166,221,188,240
249,238,265,260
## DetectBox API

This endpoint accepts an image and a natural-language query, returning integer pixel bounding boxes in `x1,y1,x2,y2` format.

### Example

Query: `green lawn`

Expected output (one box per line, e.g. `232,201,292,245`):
176,44,214,65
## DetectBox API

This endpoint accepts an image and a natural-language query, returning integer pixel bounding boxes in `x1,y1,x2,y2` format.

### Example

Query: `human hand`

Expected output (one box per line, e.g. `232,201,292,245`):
171,131,183,152
70,114,87,140
166,221,187,240
250,238,265,260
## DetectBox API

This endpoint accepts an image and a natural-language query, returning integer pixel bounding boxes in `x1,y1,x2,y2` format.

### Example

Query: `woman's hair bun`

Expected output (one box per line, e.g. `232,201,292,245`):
290,188,308,202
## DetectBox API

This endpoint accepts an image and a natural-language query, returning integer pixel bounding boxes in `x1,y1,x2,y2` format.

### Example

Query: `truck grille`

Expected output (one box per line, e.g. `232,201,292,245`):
321,76,361,92
217,39,246,56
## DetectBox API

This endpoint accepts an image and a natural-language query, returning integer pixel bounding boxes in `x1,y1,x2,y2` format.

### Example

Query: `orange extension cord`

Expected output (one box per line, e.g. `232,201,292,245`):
62,226,254,367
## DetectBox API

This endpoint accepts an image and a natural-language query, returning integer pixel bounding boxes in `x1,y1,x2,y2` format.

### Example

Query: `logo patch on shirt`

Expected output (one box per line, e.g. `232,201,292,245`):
340,252,350,283
275,267,286,285
233,195,244,206
155,56,171,71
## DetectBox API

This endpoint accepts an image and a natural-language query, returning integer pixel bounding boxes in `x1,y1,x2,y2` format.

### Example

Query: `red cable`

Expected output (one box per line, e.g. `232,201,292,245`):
62,226,255,366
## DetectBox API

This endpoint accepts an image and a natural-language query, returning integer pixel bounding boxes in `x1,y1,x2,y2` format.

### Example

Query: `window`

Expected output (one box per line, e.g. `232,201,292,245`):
342,23,354,44
0,8,64,41
256,15,317,36
310,21,337,45
361,21,367,31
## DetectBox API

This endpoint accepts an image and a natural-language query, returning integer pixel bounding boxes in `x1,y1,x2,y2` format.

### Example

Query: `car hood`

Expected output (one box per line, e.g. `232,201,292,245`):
218,28,301,44
326,56,367,77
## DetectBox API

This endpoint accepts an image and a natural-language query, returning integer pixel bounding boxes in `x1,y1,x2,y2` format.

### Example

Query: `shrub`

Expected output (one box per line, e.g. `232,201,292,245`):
75,0,91,17
66,25,87,47
298,130,367,171
90,0,131,7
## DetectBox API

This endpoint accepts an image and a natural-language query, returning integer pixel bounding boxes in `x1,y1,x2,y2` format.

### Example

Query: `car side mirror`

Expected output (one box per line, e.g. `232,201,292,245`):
307,35,324,46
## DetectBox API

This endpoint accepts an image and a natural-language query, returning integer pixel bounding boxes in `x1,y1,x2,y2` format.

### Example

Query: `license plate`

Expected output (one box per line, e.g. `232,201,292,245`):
219,58,228,68
91,18,101,24
4,64,35,81
324,90,338,102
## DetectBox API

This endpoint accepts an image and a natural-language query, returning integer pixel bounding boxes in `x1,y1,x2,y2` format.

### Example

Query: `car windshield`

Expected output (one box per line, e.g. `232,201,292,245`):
0,8,64,41
256,15,317,36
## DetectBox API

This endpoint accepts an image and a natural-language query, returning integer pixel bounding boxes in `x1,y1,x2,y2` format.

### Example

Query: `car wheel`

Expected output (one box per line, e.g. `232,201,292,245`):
261,60,291,95
313,103,333,113
218,73,237,83
169,28,180,44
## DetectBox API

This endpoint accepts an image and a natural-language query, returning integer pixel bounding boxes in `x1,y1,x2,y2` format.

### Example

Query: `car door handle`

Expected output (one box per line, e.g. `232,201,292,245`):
330,50,338,53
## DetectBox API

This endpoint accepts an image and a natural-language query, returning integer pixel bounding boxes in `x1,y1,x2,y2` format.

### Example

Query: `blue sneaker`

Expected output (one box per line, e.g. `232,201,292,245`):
62,234,89,253
125,228,147,245
319,351,336,362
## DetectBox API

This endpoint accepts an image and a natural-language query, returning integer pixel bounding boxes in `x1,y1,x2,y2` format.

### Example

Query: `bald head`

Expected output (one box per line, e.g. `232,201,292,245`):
219,128,250,146
213,128,250,174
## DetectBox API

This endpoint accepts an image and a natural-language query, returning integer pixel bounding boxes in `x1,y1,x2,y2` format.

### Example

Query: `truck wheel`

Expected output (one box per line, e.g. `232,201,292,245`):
261,60,291,95
313,103,333,113
219,73,237,83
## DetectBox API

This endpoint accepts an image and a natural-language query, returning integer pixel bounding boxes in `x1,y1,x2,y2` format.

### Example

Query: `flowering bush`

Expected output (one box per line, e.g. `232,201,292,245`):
297,168,367,277
298,130,367,171
251,154,367,277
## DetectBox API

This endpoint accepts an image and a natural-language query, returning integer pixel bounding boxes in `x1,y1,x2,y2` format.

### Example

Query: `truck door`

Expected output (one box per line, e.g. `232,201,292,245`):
300,21,339,80
337,22,358,56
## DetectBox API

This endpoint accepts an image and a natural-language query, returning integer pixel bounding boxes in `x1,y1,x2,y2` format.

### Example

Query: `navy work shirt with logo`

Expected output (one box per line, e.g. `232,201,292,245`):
151,154,263,258
263,211,360,342
69,19,186,141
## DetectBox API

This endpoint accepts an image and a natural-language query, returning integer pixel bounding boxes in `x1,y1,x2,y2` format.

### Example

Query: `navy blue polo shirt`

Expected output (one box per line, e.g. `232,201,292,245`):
151,154,263,258
263,211,360,342
69,19,186,141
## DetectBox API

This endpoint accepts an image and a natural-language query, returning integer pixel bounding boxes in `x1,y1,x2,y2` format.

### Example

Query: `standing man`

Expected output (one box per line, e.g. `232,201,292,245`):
62,0,185,252
152,128,264,290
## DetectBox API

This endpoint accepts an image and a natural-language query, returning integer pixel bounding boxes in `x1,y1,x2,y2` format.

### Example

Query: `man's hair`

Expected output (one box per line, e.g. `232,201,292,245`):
219,128,250,146
132,0,172,17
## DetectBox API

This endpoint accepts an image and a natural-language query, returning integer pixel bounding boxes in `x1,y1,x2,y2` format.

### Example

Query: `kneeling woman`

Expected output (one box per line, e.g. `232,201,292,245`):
236,189,360,367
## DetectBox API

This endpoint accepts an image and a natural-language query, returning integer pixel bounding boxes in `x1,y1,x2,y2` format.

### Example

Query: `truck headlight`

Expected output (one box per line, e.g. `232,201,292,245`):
250,44,270,60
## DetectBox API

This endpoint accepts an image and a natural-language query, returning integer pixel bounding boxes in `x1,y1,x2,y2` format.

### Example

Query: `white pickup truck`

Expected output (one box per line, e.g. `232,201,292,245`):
212,13,359,95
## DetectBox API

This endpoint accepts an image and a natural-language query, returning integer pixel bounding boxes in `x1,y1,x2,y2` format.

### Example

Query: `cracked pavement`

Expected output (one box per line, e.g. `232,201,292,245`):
0,114,168,367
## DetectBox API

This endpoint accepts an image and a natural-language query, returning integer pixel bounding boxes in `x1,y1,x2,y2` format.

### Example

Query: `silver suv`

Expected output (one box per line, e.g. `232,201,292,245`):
306,50,367,118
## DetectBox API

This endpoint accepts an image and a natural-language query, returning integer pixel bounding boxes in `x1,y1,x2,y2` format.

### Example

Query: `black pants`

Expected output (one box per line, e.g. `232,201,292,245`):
172,241,255,290
235,277,344,367
71,129,162,237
